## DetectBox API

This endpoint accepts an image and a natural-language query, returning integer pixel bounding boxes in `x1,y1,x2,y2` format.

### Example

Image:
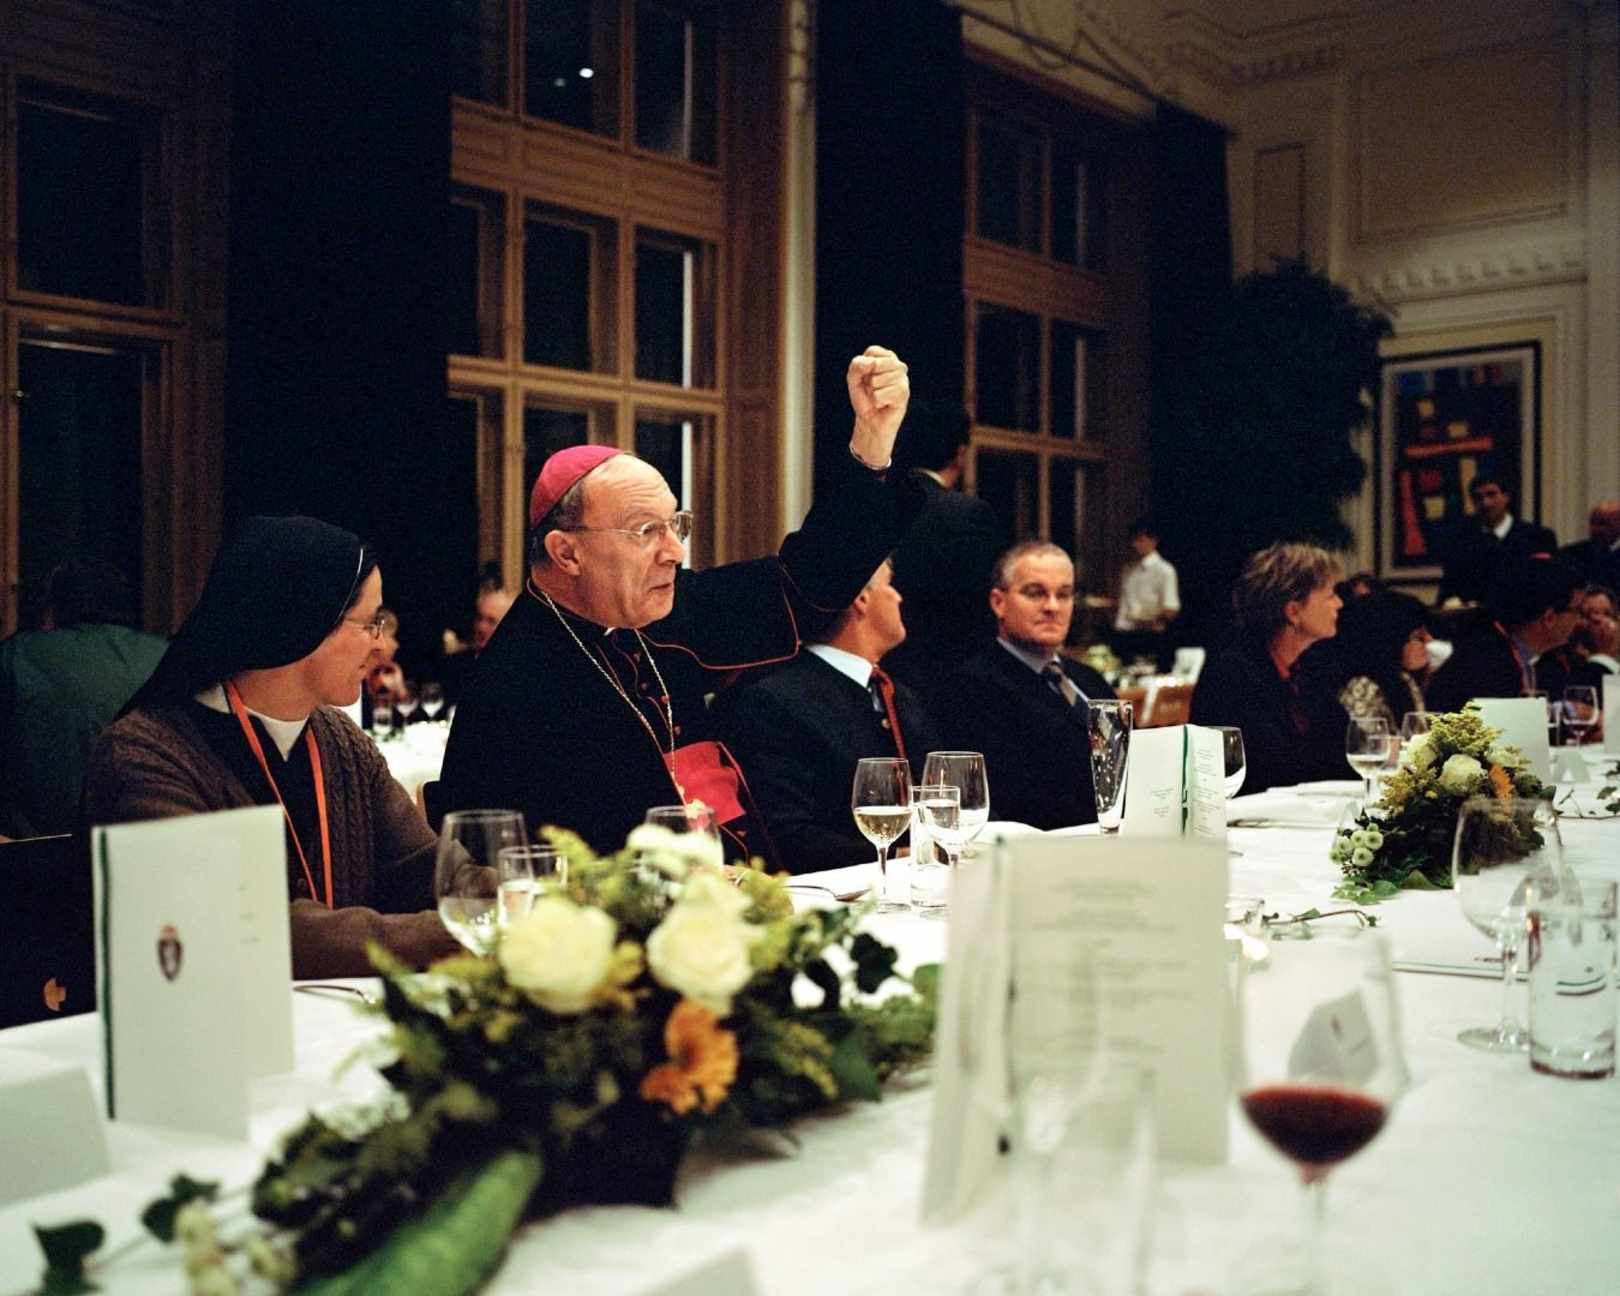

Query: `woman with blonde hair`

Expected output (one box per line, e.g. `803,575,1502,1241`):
1189,542,1352,793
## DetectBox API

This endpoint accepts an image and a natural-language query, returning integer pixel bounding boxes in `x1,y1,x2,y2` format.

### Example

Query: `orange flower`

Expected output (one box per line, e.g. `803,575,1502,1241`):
639,999,739,1115
1488,764,1513,801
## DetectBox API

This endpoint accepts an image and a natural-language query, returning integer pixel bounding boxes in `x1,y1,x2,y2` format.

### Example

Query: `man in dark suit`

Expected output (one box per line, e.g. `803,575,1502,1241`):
716,559,940,873
1428,556,1583,713
1558,500,1620,589
949,542,1115,830
1437,474,1558,605
882,400,1001,708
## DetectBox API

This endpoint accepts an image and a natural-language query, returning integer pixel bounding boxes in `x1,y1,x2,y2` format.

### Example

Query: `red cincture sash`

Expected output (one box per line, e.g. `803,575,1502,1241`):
665,741,747,824
225,681,334,909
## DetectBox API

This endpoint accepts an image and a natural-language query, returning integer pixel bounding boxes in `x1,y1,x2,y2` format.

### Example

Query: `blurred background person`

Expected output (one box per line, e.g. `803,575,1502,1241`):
1111,517,1180,671
439,579,516,708
1190,542,1349,794
1536,583,1618,697
1318,589,1432,727
1436,473,1556,606
0,559,168,838
1427,556,1583,714
1558,500,1620,589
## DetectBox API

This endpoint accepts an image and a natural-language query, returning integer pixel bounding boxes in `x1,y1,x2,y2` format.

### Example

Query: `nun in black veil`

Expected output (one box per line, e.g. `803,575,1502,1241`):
85,516,461,978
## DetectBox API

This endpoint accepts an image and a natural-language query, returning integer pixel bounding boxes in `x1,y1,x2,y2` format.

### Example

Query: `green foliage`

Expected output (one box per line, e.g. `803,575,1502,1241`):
139,1174,219,1243
34,1222,103,1294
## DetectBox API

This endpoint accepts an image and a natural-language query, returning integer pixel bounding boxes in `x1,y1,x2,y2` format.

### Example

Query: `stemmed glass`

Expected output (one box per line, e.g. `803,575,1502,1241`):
852,757,911,912
1344,717,1393,803
1399,710,1432,744
1562,686,1599,747
920,751,990,848
1452,796,1566,1052
434,809,526,955
1236,926,1406,1296
642,801,723,871
395,679,419,729
1214,726,1248,857
420,682,445,723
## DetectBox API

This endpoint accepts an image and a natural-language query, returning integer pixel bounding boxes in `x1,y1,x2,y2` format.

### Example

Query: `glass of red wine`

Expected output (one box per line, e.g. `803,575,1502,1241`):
1236,925,1407,1295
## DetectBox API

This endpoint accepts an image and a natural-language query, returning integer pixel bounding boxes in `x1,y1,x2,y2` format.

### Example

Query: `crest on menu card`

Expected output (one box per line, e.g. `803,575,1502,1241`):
157,924,183,982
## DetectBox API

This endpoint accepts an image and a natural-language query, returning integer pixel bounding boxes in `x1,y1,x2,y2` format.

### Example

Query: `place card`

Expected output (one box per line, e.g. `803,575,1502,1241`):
923,833,1229,1222
1469,697,1552,782
93,806,294,1139
1121,724,1226,841
636,1248,761,1296
0,1047,110,1207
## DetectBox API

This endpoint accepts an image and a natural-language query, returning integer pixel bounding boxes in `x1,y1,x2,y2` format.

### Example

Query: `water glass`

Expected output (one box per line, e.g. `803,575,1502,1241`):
1528,877,1617,1079
1345,716,1393,802
1087,700,1132,832
420,681,445,722
496,844,565,926
1561,686,1599,747
920,751,990,845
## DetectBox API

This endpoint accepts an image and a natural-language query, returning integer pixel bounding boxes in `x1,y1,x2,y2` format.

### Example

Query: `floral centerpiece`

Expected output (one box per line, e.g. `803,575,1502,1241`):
1332,709,1549,903
35,826,936,1295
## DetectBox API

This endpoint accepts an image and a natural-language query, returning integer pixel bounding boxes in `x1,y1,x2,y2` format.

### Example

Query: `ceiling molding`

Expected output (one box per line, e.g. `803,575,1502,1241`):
1347,238,1588,304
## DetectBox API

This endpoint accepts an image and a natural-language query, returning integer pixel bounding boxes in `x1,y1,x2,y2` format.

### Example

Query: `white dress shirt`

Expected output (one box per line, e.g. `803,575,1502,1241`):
1114,550,1181,631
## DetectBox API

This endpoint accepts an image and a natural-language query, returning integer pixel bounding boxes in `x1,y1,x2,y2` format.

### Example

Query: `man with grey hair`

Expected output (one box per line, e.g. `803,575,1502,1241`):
440,347,922,862
947,541,1115,829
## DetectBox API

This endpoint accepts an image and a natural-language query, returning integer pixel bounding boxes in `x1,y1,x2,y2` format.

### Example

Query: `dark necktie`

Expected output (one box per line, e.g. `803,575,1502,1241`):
1043,661,1082,708
868,665,910,766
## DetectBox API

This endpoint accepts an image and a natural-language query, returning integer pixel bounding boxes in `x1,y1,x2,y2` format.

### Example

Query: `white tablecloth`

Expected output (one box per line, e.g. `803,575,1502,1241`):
375,721,449,800
3,780,1620,1294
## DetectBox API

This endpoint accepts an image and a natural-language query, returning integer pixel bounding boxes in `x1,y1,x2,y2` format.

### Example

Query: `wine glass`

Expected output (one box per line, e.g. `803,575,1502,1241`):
1452,796,1567,1052
420,681,445,723
1212,725,1247,799
434,809,526,955
395,679,419,728
1562,685,1599,747
920,751,990,847
641,802,723,871
915,783,968,871
852,757,911,912
1399,710,1432,743
1235,926,1406,1296
1344,716,1393,803
370,692,394,740
495,843,564,926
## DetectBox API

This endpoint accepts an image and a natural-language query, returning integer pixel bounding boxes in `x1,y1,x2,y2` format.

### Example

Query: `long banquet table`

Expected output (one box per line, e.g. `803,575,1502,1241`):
3,773,1620,1294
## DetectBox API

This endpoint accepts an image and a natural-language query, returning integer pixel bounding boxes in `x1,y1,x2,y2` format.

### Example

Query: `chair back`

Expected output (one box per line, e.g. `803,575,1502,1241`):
417,779,446,833
1171,646,1207,682
1144,680,1196,728
0,834,96,1029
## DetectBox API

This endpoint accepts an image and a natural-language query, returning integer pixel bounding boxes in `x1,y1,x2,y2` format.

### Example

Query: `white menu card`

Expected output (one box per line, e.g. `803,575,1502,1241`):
923,832,1230,1222
1121,724,1227,841
93,806,294,1139
1469,696,1552,782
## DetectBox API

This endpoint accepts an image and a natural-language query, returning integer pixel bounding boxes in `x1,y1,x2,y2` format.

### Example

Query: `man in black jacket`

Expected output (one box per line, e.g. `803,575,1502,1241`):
882,400,1001,709
949,542,1115,829
1559,500,1620,590
716,559,940,872
1437,474,1557,605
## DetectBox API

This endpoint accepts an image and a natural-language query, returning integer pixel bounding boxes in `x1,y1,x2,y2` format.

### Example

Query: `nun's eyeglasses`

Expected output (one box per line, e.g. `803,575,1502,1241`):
560,510,694,549
342,610,388,639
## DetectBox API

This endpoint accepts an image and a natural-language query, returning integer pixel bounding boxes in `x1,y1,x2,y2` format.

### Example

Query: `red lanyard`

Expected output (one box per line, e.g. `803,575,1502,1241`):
225,681,334,909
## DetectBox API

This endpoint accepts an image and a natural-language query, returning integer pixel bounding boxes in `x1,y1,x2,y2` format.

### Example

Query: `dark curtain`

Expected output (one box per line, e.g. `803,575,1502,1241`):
813,0,965,497
1148,103,1233,647
227,1,453,673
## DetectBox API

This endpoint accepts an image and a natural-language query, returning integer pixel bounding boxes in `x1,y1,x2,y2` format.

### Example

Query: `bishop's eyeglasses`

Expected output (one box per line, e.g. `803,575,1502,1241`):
561,511,695,549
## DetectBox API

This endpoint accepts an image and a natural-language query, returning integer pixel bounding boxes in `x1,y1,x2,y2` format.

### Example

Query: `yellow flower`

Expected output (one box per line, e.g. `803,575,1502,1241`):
639,999,739,1115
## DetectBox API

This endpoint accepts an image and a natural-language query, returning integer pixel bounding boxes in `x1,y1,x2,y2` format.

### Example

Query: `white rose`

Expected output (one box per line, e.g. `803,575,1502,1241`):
1485,744,1520,769
1438,753,1485,795
498,896,617,1015
1405,733,1437,770
626,823,725,876
678,868,752,917
647,899,761,1016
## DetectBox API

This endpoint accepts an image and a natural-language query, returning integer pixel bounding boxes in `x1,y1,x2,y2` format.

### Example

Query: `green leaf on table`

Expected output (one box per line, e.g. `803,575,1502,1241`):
827,1031,882,1103
849,932,898,994
139,1173,219,1242
34,1221,103,1294
1395,871,1436,891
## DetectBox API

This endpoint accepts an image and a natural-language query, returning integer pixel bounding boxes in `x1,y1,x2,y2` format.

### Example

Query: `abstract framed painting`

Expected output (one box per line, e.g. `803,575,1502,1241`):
1376,342,1540,584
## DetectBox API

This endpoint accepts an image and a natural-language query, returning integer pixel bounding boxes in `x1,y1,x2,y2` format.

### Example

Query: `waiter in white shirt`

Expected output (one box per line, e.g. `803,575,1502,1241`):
1113,518,1180,670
